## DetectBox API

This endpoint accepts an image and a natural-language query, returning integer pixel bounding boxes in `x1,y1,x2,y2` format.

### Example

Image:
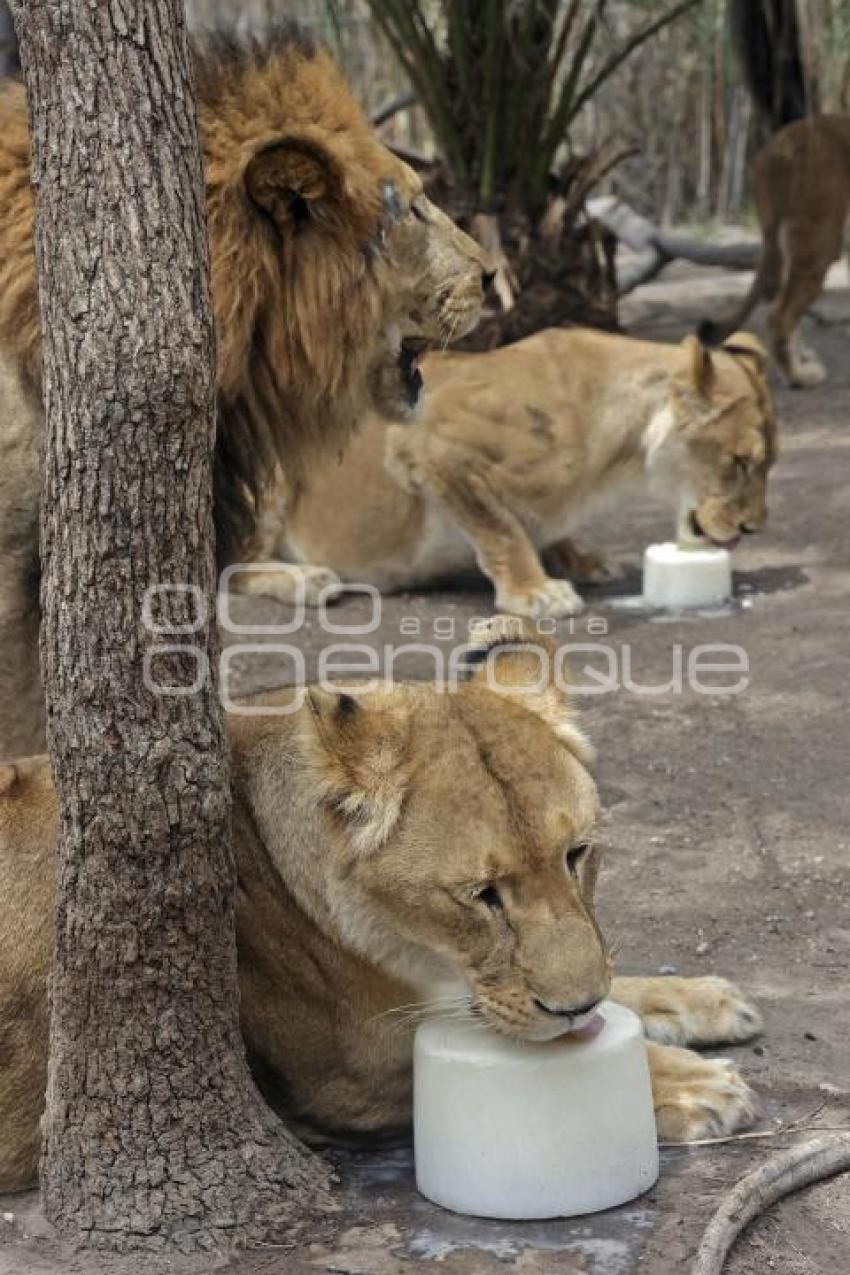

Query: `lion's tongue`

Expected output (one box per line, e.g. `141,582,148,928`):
562,1011,605,1043
565,1009,604,1040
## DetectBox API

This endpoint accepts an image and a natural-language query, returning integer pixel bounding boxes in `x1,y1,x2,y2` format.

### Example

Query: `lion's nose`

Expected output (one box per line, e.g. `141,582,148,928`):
533,996,601,1019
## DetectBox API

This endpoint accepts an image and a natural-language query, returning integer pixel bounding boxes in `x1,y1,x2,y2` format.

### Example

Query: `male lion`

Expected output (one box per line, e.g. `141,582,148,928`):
0,619,761,1189
699,115,850,387
251,327,777,619
0,30,488,757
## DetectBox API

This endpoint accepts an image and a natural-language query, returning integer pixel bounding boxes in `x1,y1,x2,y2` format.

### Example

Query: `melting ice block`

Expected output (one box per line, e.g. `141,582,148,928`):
643,541,733,610
414,1000,658,1220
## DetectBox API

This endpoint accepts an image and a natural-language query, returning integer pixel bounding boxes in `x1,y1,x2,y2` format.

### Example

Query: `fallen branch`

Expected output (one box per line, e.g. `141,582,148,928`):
691,1134,850,1275
655,232,758,270
587,197,760,295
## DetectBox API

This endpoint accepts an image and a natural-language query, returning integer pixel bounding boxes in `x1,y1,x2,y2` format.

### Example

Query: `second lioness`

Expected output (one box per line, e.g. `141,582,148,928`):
251,327,777,619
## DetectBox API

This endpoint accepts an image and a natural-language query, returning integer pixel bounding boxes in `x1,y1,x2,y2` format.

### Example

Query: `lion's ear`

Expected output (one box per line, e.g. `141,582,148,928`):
464,617,595,767
680,334,715,399
245,137,343,229
300,689,410,854
722,331,769,376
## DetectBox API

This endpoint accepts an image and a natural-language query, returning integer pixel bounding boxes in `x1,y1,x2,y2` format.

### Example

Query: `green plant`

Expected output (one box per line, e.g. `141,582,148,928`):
365,0,702,218
356,1,702,341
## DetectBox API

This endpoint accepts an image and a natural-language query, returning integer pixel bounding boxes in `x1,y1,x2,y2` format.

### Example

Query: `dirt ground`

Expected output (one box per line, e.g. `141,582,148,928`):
2,267,849,1274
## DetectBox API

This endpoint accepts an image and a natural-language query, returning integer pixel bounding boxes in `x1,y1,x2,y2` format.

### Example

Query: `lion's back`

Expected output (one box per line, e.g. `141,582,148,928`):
753,115,850,240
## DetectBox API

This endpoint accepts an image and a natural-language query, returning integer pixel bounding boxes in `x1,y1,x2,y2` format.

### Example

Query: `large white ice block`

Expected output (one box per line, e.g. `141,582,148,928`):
414,1001,658,1219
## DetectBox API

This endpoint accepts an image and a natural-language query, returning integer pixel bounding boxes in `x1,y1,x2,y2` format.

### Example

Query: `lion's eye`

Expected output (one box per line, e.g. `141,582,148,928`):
410,198,429,223
733,455,753,477
565,844,590,877
472,883,503,912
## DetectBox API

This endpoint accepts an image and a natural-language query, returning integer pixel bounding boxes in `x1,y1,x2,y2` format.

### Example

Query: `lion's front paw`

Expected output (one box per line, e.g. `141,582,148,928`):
495,577,584,619
300,565,344,607
613,976,763,1048
647,1042,758,1142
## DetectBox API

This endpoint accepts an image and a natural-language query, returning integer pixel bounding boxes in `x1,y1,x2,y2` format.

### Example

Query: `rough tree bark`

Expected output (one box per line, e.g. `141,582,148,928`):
11,0,332,1252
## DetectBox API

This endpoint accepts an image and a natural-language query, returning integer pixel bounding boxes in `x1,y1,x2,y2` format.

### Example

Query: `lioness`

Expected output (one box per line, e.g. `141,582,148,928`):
700,115,850,387
0,620,760,1189
250,327,776,619
0,30,488,758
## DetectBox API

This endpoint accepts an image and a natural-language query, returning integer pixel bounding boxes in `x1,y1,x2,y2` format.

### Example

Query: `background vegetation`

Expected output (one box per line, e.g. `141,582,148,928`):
6,0,850,334
181,0,850,227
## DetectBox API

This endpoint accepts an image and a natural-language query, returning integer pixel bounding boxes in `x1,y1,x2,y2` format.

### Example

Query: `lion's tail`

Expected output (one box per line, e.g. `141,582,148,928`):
697,258,771,349
699,142,790,350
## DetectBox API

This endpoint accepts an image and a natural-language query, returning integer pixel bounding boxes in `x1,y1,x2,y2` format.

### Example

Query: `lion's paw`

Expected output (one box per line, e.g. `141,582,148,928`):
790,363,827,388
788,352,827,388
231,562,344,607
573,552,614,585
495,577,584,620
648,1042,758,1142
300,565,344,607
617,976,762,1048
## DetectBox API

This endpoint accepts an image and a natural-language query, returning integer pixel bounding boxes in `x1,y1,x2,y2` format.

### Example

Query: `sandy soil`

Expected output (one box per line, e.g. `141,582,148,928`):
2,269,849,1275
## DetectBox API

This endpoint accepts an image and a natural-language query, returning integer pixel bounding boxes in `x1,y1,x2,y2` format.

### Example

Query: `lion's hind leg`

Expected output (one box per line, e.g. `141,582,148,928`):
543,537,613,585
612,975,763,1048
768,227,836,387
647,1041,758,1142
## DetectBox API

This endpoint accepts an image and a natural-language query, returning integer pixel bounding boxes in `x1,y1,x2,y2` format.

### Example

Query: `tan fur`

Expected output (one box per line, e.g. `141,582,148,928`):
702,115,850,387
0,621,761,1188
0,34,488,758
270,327,778,618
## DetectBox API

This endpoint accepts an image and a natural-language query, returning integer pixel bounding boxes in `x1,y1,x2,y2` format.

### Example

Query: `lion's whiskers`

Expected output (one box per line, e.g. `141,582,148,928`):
441,308,464,352
372,991,478,1038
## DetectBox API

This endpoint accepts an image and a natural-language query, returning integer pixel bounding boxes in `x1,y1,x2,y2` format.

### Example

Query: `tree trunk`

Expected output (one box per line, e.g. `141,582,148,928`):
11,0,332,1252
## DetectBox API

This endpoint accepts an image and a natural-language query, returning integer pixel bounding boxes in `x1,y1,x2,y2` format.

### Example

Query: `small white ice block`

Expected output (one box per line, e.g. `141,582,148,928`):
642,541,732,609
413,1001,658,1220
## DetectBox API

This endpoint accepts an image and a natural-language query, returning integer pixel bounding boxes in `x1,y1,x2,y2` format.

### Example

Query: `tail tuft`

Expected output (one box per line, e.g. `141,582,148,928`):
697,319,723,348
